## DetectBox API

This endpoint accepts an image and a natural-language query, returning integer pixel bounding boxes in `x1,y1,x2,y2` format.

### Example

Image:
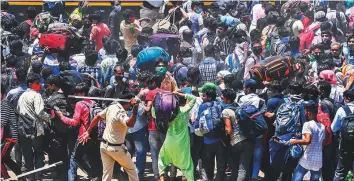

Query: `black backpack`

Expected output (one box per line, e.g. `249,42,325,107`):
341,106,354,141
1,12,18,31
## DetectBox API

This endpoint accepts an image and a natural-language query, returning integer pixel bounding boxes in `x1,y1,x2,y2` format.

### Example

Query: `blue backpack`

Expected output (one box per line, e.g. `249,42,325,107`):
198,101,223,138
234,104,268,139
275,98,304,140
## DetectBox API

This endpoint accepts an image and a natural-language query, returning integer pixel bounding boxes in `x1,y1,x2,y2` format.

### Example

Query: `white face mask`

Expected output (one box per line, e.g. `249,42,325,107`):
182,57,192,65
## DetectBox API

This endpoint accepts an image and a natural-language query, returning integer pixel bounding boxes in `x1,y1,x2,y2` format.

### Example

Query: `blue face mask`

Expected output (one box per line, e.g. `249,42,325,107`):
114,5,121,12
196,9,203,14
295,13,303,20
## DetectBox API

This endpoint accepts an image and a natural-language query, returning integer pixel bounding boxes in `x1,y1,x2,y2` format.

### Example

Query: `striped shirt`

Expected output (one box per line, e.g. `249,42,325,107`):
1,100,18,141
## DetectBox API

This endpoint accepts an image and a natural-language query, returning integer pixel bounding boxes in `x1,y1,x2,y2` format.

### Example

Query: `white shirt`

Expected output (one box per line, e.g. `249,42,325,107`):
239,93,264,109
299,120,325,171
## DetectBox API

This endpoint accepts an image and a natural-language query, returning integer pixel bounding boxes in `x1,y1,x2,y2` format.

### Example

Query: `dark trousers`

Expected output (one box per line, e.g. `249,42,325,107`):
333,143,354,181
1,138,21,179
322,143,334,181
19,135,45,181
202,141,227,181
68,139,102,181
45,132,70,179
230,139,254,181
190,133,203,173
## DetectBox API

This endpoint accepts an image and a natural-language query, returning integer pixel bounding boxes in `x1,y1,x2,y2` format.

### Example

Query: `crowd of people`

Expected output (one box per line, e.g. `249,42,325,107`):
1,0,354,181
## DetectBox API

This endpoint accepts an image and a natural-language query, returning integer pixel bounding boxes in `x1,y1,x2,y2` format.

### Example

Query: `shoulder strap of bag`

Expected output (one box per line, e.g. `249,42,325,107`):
80,101,92,131
342,105,353,117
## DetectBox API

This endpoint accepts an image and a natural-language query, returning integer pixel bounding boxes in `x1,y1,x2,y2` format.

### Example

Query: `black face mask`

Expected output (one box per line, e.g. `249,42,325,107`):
253,47,262,55
83,23,91,28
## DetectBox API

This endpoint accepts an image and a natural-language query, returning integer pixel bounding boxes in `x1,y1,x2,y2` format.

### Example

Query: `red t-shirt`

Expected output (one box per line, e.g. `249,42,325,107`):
90,23,111,52
145,88,165,131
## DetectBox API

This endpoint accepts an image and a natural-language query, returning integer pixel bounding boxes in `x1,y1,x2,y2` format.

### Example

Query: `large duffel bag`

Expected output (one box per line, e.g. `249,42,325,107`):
136,46,170,71
39,34,69,52
150,33,180,57
153,92,179,134
250,56,294,82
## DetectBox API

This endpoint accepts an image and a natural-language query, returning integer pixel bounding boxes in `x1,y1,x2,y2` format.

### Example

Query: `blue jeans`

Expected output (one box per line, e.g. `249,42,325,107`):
292,164,321,181
68,139,102,181
125,127,148,178
252,137,263,179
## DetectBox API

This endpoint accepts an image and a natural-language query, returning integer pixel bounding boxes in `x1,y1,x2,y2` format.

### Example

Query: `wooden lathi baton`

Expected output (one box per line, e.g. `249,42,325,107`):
5,161,63,181
68,95,131,102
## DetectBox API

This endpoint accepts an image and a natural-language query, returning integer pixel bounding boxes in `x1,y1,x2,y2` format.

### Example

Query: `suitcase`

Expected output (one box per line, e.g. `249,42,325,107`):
39,34,69,52
150,33,180,57
250,56,293,82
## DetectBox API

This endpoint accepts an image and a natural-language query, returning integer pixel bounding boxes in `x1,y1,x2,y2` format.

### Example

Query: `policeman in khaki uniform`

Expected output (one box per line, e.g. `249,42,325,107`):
79,92,139,181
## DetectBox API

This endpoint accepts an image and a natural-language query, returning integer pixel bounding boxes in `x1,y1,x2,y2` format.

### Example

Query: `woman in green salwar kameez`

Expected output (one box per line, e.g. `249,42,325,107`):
153,93,197,181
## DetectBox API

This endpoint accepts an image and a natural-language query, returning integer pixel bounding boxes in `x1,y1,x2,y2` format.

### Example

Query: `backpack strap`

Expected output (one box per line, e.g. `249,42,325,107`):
342,105,353,117
80,101,92,131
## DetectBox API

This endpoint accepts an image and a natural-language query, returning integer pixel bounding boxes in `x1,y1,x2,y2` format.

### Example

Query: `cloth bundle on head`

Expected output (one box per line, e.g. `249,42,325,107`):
314,11,326,21
217,70,231,79
319,70,336,85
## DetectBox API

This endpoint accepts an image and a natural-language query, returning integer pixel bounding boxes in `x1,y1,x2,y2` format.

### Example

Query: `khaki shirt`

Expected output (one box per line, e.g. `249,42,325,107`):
99,102,129,144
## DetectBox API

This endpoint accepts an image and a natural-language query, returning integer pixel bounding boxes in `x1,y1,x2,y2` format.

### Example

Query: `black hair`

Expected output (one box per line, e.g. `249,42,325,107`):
231,80,243,91
310,43,326,52
154,57,167,67
9,40,23,52
83,14,92,21
266,11,279,25
305,102,318,115
31,61,43,74
59,61,72,71
131,45,143,57
303,84,319,101
344,90,354,101
191,1,203,9
221,88,236,102
41,67,53,80
288,82,303,95
118,90,136,104
180,19,193,29
1,1,9,11
92,10,102,22
16,67,27,83
290,7,300,16
217,22,228,31
299,2,309,13
224,74,235,88
256,17,268,31
187,67,200,83
149,74,164,88
141,27,153,35
88,87,105,97
113,64,124,72
137,70,152,83
317,55,335,74
289,36,300,51
278,27,290,38
104,38,120,55
328,1,337,10
116,48,128,62
26,73,41,86
320,21,332,32
264,4,275,15
250,29,262,42
318,81,331,98
26,6,37,19
295,54,310,68
208,18,218,32
205,88,217,100
204,45,216,57
203,17,211,28
137,33,150,45
46,75,61,87
72,19,83,29
84,45,98,66
74,82,90,95
123,9,133,23
182,29,193,42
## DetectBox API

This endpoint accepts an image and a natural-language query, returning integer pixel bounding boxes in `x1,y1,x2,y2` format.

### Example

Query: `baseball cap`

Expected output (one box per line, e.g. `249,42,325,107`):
198,82,217,93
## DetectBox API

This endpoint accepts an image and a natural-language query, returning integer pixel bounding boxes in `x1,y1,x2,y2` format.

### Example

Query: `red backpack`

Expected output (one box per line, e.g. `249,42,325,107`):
298,24,321,51
317,100,333,146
